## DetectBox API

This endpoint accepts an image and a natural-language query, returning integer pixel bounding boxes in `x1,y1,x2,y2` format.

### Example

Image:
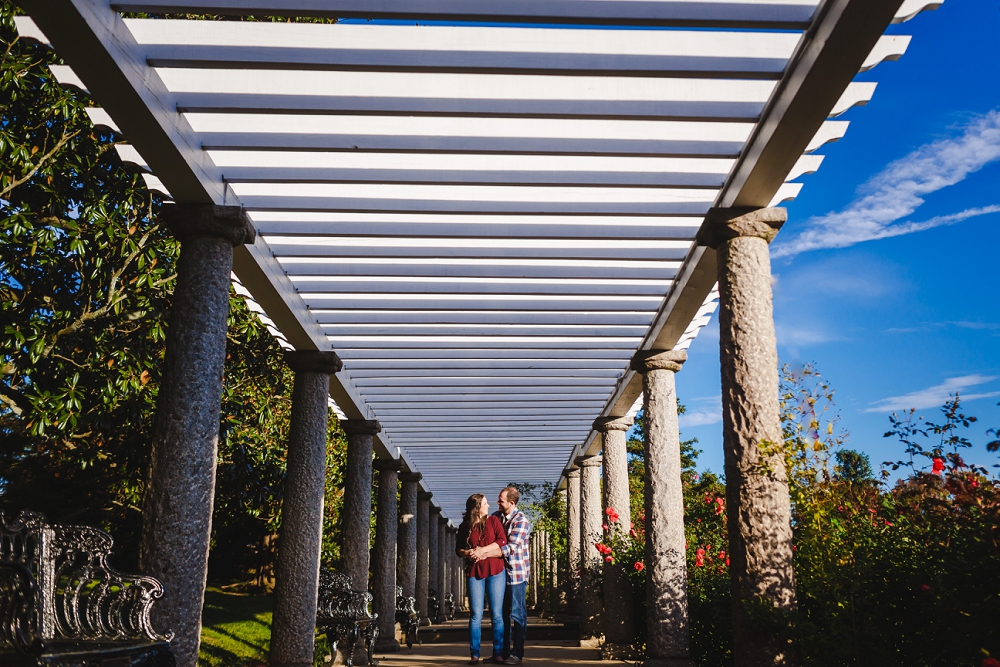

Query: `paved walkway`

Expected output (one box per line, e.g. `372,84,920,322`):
377,619,620,667
376,640,610,667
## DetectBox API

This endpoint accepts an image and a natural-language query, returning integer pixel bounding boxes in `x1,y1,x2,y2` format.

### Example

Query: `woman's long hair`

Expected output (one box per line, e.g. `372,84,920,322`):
461,493,487,549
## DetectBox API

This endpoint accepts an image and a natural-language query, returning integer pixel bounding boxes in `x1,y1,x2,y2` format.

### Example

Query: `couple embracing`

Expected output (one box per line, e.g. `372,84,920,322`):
455,485,530,665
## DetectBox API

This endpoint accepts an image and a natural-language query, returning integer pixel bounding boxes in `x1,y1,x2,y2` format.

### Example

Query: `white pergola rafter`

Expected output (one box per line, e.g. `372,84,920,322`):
17,0,936,519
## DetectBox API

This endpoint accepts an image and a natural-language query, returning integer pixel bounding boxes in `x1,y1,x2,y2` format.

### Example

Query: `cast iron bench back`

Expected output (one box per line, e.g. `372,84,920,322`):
426,588,439,625
393,586,419,649
0,510,174,667
443,592,455,621
316,571,377,667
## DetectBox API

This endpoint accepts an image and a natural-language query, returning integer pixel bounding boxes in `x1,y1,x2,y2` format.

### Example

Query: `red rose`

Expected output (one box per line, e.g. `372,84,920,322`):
932,457,945,475
634,562,644,572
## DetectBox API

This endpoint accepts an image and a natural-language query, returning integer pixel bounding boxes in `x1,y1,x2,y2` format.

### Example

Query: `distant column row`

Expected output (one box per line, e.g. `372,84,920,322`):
135,204,469,667
561,206,797,667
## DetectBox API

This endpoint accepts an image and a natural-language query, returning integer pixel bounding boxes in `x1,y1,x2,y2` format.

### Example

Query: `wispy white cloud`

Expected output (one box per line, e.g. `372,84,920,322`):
776,324,844,347
679,395,722,428
774,109,1000,258
865,374,1000,413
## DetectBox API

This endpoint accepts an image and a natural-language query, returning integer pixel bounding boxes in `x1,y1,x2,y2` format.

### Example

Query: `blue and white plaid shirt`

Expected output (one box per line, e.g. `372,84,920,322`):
496,507,531,585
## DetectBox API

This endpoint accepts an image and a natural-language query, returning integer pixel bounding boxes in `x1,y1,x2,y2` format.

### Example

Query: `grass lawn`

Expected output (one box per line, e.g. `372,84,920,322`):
199,587,273,667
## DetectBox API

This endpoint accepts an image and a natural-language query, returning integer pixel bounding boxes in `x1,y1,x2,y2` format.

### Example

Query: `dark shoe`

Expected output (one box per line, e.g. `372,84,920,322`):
503,658,522,665
487,656,505,664
469,658,480,665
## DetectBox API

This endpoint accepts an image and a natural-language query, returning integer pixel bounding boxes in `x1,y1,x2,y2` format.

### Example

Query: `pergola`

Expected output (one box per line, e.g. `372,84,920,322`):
16,1,935,665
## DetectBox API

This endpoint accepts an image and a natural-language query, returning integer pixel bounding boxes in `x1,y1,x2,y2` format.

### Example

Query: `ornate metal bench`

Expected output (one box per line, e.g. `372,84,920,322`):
393,586,419,649
316,571,377,666
0,510,174,667
426,588,440,625
443,592,455,621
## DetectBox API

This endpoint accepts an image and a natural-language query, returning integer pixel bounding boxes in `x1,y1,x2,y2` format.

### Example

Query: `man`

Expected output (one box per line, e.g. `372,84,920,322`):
470,485,531,665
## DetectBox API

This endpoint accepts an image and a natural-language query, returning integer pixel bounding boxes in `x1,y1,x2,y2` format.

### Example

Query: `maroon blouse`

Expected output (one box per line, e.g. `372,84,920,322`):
456,514,508,579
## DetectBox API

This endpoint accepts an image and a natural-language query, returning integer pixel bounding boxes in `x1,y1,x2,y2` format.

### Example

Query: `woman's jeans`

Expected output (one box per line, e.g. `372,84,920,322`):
467,572,506,657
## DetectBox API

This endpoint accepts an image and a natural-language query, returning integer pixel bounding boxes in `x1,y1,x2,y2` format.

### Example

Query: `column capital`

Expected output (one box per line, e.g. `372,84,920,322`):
400,471,423,483
564,468,581,479
593,415,634,432
284,350,343,375
576,455,602,468
430,504,441,515
341,419,381,435
161,204,256,246
374,457,403,472
632,349,687,374
417,491,433,501
696,206,786,249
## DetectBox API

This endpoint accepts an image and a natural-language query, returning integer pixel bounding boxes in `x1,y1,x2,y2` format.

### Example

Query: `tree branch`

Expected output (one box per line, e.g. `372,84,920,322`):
38,222,160,359
0,127,81,199
0,380,30,416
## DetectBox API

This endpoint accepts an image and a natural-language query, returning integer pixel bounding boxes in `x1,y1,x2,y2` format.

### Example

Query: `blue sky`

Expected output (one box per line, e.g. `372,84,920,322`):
675,0,1000,477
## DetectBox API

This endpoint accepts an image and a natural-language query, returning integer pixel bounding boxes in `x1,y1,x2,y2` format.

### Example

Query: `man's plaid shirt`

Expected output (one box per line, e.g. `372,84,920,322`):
496,507,531,585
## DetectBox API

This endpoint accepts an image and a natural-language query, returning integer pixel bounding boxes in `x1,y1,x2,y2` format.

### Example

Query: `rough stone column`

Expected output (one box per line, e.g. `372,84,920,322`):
557,488,568,611
632,349,694,667
373,458,403,653
566,468,582,614
428,505,440,614
530,534,539,609
416,491,432,624
436,515,449,622
451,534,463,611
270,351,342,667
548,531,559,613
341,419,380,592
595,416,636,657
139,205,254,667
398,472,422,599
698,207,797,667
577,455,604,647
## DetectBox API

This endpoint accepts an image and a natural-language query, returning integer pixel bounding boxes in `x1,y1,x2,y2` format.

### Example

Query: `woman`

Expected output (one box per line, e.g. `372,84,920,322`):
456,493,507,664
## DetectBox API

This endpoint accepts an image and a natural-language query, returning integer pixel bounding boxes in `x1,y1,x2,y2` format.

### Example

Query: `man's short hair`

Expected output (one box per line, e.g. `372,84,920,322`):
503,485,520,505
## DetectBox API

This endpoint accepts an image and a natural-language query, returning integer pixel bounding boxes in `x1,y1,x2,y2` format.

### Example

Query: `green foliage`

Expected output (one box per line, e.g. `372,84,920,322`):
0,2,348,584
783,366,1000,667
1,1,176,552
606,364,999,667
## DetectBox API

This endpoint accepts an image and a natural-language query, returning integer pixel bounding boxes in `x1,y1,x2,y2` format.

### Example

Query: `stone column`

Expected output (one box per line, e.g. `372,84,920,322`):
416,491,432,624
437,515,449,622
595,416,636,657
530,534,539,609
632,349,694,667
557,488,568,612
270,351,342,667
442,526,452,616
139,205,254,667
453,529,465,610
398,472,422,599
698,207,797,667
428,505,440,619
547,532,557,614
566,468,582,614
341,419,380,592
577,455,604,647
373,458,403,653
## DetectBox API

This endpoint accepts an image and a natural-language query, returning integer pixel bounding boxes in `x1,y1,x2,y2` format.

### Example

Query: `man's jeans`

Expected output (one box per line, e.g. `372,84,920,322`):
467,572,506,658
502,581,528,659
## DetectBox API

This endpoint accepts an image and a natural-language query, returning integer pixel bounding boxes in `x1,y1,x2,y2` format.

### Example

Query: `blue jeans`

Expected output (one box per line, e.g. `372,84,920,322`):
467,572,506,658
503,581,528,660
